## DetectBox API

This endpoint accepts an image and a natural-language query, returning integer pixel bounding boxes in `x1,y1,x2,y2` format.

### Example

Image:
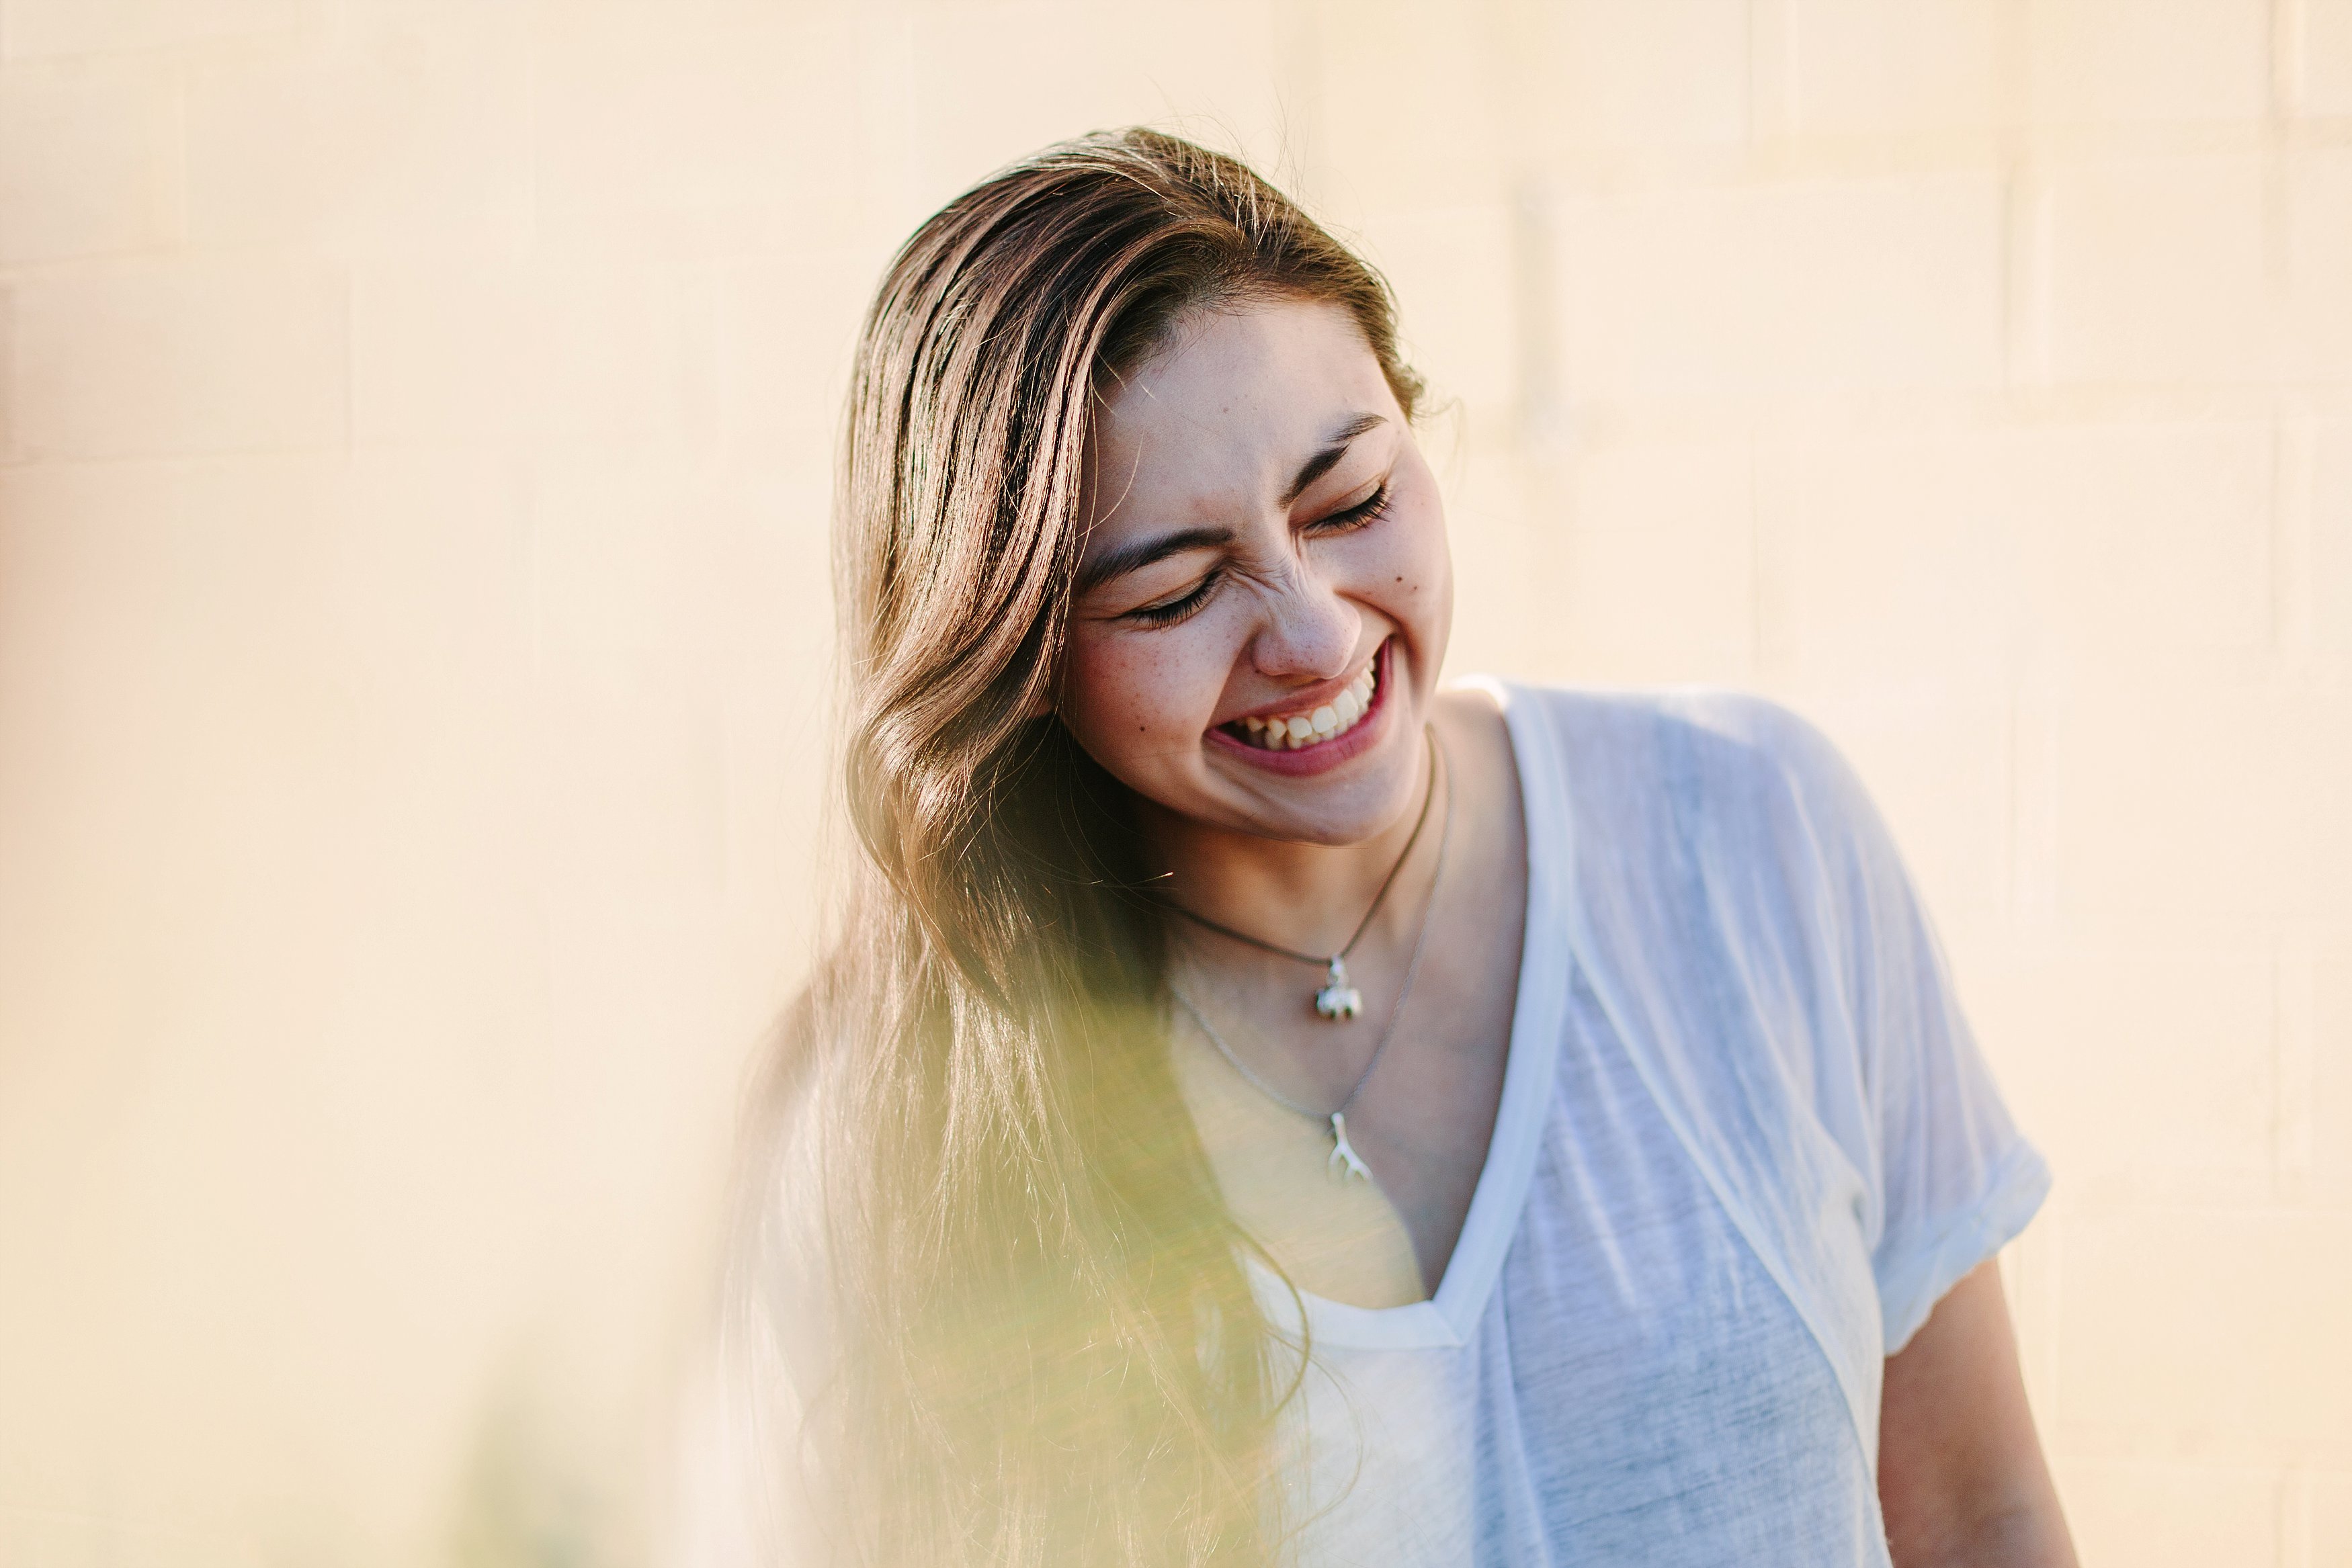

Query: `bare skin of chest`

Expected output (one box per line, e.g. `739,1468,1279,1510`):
1169,693,1529,1306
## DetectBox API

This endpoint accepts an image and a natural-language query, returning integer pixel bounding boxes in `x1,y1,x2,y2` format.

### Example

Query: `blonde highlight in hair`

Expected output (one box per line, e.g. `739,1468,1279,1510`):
728,129,1423,1567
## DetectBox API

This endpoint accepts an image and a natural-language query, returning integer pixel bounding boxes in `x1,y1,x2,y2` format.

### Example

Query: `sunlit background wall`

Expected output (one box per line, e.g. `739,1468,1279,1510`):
1,0,2347,1563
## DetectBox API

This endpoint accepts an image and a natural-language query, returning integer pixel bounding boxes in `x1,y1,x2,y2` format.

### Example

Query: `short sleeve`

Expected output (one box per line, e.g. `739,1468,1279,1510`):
1753,703,2052,1355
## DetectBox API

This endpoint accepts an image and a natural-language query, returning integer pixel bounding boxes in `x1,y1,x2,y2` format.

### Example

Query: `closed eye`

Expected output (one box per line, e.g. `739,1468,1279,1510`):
1308,480,1392,536
1124,567,1223,627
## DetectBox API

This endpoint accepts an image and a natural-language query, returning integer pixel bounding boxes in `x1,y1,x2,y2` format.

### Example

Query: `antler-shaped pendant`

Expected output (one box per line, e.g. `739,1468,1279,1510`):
1314,956,1363,1021
1327,1111,1372,1182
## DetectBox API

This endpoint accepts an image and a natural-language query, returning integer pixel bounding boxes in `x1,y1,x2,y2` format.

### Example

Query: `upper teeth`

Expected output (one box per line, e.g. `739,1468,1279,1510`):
1234,662,1378,751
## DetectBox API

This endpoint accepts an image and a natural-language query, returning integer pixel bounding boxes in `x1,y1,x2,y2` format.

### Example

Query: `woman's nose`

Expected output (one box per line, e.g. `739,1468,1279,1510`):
1249,566,1362,683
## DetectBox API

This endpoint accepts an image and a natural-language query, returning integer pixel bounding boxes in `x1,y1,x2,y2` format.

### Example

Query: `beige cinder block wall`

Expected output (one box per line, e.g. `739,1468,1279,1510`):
1,1,2345,1563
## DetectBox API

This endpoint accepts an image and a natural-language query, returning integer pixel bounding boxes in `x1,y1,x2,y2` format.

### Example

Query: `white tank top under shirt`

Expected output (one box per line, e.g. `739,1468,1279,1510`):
1257,681,2049,1566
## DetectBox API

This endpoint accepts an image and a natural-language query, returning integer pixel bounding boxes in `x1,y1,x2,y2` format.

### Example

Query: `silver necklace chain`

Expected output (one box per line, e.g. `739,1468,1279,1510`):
1158,728,1441,998
1167,731,1455,1180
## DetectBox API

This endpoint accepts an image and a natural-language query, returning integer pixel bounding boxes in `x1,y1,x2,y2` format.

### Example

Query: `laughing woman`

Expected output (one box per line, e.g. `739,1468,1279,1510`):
696,130,2077,1568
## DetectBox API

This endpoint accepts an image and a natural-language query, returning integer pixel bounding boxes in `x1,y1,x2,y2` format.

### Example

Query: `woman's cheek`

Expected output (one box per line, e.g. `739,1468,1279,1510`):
1126,636,1224,757
1056,634,1124,757
1340,519,1437,636
1073,621,1241,780
1061,631,1183,771
1379,476,1452,636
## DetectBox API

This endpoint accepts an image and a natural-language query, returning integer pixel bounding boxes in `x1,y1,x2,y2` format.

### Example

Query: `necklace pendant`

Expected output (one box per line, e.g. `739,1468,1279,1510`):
1327,1112,1372,1182
1313,956,1363,1021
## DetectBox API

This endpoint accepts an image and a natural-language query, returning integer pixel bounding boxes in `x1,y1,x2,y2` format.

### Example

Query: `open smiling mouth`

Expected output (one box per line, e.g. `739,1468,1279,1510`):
1219,645,1383,752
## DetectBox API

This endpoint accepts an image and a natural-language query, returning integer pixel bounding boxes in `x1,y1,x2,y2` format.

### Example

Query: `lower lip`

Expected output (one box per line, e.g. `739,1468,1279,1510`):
1204,641,1398,778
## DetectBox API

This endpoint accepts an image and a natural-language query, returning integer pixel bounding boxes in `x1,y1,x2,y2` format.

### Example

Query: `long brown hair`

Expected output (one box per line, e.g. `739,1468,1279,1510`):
730,128,1423,1567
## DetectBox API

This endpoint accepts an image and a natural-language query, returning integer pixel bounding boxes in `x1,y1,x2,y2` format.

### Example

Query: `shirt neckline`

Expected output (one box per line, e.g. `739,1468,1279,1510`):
1247,676,1574,1351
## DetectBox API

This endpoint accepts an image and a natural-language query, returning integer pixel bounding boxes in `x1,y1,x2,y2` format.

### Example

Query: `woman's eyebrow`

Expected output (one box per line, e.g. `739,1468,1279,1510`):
1279,412,1386,506
1077,525,1234,595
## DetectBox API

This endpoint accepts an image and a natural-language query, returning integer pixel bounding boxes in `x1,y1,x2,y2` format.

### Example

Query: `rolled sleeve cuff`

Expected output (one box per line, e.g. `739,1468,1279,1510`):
1874,1139,2053,1355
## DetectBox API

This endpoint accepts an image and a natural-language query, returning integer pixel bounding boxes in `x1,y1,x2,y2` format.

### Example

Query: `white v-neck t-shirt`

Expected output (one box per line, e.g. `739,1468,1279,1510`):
1257,681,2050,1566
681,681,2050,1568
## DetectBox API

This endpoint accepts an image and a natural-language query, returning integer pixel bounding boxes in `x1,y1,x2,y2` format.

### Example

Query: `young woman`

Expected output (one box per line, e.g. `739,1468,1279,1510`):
699,128,2076,1567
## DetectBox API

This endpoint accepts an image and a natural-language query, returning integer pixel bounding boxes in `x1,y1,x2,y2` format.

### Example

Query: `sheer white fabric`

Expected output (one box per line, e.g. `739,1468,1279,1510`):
677,681,2050,1567
1256,680,2050,1565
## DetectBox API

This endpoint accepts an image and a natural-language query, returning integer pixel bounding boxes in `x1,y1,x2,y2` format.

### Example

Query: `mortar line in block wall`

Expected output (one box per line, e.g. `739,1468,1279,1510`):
1744,435,1763,679
1270,0,1328,212
2274,931,2318,1200
2268,148,2296,343
2281,1464,2313,1568
2001,164,2053,396
1992,0,2032,136
2273,0,2308,122
2275,408,2318,663
1509,179,1565,459
166,57,191,249
2036,1205,2064,1437
521,25,541,253
2007,677,2061,937
1745,0,1796,148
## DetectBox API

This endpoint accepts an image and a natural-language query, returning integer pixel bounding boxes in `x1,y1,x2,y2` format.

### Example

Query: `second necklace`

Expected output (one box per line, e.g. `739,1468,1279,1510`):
1168,731,1454,1182
1160,725,1442,1022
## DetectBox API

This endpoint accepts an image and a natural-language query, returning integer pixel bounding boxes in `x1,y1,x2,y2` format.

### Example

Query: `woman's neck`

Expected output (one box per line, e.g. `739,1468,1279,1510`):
1137,736,1437,959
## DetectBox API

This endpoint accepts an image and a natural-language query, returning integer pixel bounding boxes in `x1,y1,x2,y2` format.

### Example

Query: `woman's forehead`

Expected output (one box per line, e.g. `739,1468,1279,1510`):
1088,300,1392,526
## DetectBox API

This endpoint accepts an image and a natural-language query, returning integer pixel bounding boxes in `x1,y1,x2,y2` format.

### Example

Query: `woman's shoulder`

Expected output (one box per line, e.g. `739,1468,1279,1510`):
1452,677,1860,828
